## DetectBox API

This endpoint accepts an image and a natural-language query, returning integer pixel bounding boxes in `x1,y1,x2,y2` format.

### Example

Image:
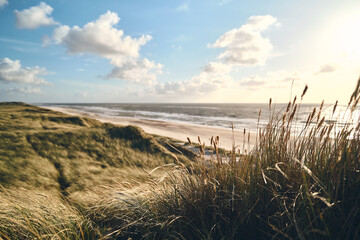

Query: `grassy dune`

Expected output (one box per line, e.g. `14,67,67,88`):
90,81,360,239
0,102,192,239
1,77,360,239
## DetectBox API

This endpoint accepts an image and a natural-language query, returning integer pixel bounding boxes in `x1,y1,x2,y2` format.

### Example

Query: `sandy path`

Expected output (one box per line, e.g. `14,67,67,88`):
43,106,257,151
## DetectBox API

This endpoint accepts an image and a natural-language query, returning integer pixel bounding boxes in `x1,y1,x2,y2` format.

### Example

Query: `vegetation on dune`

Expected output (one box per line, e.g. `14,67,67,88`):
1,77,360,239
0,102,191,239
0,188,99,239
93,78,360,239
0,103,189,193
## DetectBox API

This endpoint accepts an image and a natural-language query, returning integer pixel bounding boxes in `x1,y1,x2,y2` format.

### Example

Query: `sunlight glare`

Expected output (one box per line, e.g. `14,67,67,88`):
332,15,360,59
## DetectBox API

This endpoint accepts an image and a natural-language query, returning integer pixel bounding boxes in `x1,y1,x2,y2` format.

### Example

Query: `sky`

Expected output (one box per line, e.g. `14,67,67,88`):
0,0,359,104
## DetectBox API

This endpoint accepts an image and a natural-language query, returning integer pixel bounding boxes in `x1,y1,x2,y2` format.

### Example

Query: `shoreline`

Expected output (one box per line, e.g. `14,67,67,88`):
42,106,257,151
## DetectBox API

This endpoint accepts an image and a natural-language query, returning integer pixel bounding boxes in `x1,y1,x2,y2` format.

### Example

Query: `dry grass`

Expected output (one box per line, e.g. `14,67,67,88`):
92,77,360,239
1,77,359,239
0,102,192,239
0,103,191,192
0,188,99,239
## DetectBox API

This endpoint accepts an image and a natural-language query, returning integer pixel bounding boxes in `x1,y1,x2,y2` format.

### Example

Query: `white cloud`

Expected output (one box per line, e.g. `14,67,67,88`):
315,64,337,75
203,62,232,74
149,14,280,100
156,70,233,95
156,15,278,95
0,58,49,84
240,75,266,87
51,25,70,44
239,71,301,89
0,0,8,8
107,58,163,86
210,15,277,66
7,86,42,94
156,15,278,96
177,3,189,12
14,2,58,29
50,11,151,60
48,11,161,85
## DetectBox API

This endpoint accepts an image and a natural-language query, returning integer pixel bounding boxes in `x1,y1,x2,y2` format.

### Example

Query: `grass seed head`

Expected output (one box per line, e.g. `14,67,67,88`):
333,100,338,115
301,85,308,99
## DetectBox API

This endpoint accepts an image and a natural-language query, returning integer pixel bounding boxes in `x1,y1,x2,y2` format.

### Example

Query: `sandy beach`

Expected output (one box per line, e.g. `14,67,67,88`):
43,106,257,151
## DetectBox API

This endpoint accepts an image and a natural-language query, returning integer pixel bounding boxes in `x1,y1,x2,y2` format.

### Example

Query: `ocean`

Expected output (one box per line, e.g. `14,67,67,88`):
40,103,359,134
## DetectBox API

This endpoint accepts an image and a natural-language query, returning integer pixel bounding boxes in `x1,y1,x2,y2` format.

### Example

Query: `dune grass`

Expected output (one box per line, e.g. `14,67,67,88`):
1,77,360,239
0,102,192,239
91,78,360,239
0,103,190,192
0,188,99,240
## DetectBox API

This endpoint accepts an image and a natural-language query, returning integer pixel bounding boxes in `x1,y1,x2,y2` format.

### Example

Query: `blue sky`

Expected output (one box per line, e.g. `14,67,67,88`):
0,0,359,103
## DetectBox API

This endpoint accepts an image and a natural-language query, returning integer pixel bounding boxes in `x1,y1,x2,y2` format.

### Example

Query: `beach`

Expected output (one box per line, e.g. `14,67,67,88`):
43,106,257,151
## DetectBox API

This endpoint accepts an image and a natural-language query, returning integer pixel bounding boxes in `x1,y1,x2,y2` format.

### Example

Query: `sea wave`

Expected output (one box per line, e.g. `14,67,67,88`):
41,103,359,134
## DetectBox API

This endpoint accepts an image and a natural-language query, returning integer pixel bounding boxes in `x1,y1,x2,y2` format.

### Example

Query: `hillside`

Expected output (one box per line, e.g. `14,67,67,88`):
0,102,196,238
0,102,191,197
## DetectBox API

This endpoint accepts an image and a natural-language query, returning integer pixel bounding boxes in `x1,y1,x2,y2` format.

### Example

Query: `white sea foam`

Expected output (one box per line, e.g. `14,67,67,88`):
42,103,359,134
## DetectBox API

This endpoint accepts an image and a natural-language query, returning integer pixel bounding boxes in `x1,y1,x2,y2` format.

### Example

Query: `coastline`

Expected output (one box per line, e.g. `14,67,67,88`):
42,106,257,151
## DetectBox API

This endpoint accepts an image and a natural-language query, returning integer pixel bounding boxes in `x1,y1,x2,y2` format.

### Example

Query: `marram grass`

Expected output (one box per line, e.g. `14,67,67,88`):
92,77,360,239
0,188,99,239
1,77,360,239
0,102,191,239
